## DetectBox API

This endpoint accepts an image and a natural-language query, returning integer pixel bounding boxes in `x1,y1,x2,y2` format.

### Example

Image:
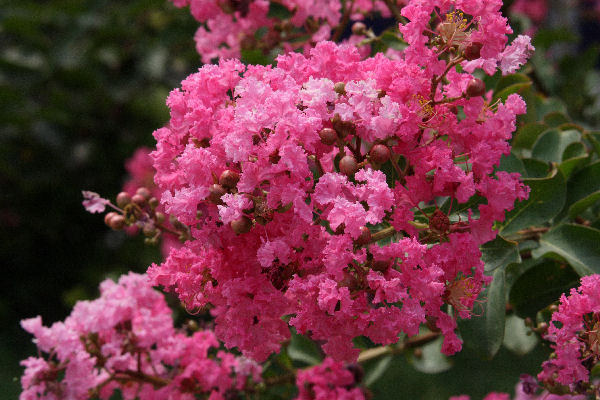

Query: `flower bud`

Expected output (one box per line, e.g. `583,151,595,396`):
148,197,159,209
339,155,358,177
351,21,367,35
319,128,338,145
109,214,125,230
219,170,240,189
231,216,252,234
155,212,165,224
104,212,119,226
466,78,486,98
143,223,156,237
136,187,151,200
430,210,450,233
334,82,346,95
209,184,227,204
355,226,372,246
116,192,131,208
464,41,483,61
369,144,391,164
131,194,146,207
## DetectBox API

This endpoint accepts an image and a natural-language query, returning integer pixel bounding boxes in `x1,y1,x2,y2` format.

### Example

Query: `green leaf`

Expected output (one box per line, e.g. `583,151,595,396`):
494,73,531,93
498,152,527,176
502,314,539,356
480,236,521,273
565,161,600,219
543,112,570,127
407,334,453,373
267,2,292,18
559,155,588,180
522,158,550,178
493,82,532,104
287,331,323,366
500,167,566,235
531,129,580,163
363,355,393,386
508,258,579,318
458,268,506,359
512,122,548,156
532,224,600,276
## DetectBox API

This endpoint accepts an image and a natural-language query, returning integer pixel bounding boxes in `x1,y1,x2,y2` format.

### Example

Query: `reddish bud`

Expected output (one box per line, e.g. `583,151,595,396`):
104,212,119,226
209,184,227,204
219,170,240,189
369,144,391,164
116,192,131,208
319,128,338,145
231,216,252,234
430,210,450,233
339,155,358,177
466,78,486,98
131,194,146,207
108,214,125,230
355,226,372,246
464,41,483,61
136,187,151,200
148,197,159,209
351,22,367,35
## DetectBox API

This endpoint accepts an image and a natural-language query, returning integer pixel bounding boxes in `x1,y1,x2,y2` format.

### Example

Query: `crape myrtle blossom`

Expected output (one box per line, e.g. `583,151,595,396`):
169,0,402,62
20,273,262,400
148,0,531,364
537,274,600,396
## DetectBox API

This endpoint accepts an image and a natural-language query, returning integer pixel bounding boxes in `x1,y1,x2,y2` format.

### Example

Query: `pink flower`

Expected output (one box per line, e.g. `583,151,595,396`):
81,191,110,213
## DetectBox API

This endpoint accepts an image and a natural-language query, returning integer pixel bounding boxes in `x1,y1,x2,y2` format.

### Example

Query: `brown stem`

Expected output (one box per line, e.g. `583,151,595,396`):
357,331,441,363
332,0,355,42
430,56,465,101
501,226,550,242
370,226,397,243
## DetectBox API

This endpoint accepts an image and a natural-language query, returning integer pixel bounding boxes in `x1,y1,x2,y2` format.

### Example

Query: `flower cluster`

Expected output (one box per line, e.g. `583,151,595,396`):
148,0,531,364
20,273,261,400
169,0,400,62
296,358,366,400
537,274,600,395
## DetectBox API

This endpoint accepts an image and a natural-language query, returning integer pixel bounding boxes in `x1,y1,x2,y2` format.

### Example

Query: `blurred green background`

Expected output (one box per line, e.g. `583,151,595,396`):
0,0,198,396
1,0,599,398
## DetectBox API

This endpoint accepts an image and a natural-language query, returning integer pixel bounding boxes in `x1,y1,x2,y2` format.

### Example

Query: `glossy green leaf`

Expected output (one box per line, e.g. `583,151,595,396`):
493,82,532,104
532,224,600,276
497,152,527,176
500,167,566,235
364,355,393,386
531,129,580,163
585,131,600,157
522,158,550,178
512,122,548,156
502,315,538,356
508,258,579,318
565,161,600,219
458,268,506,359
543,112,570,127
287,331,322,366
494,73,531,93
481,236,521,273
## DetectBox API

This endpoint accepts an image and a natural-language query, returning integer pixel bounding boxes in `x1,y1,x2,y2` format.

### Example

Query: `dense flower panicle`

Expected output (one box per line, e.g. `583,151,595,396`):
295,358,366,400
148,0,531,363
20,273,261,400
169,0,402,62
538,274,600,391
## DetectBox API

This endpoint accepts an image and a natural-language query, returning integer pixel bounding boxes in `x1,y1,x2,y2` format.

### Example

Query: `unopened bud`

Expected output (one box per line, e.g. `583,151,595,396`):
319,128,338,145
104,212,119,226
466,78,486,98
334,82,346,95
136,187,151,200
351,21,367,35
369,144,391,164
219,170,240,189
155,212,165,224
231,216,252,234
109,214,125,230
143,223,156,237
339,155,358,177
148,197,159,209
116,192,131,208
355,226,372,246
131,194,146,207
464,41,483,61
209,184,227,204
